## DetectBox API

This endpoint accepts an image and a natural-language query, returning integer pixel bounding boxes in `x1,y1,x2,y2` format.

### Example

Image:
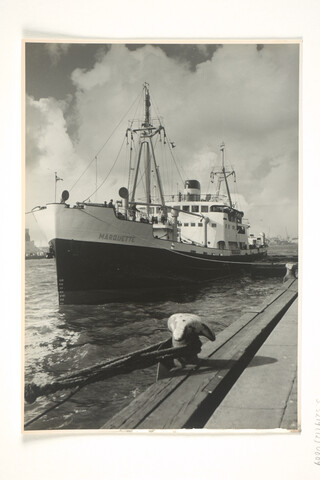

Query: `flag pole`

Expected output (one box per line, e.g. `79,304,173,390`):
55,172,63,202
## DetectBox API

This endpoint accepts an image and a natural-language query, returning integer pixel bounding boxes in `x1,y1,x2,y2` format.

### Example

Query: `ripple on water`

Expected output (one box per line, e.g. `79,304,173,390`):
24,250,297,430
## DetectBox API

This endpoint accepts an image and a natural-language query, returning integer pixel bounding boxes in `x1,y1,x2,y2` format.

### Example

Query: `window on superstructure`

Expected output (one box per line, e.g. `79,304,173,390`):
211,223,217,227
182,205,190,212
191,223,196,227
184,223,189,226
201,205,208,212
198,223,203,227
191,205,199,213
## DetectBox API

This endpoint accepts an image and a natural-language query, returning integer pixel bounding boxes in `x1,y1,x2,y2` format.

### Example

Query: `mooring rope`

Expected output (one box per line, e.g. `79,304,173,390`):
24,386,82,429
24,337,201,427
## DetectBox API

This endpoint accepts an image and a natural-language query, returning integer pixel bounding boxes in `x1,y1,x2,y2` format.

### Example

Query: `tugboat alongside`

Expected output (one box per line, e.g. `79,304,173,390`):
32,83,267,304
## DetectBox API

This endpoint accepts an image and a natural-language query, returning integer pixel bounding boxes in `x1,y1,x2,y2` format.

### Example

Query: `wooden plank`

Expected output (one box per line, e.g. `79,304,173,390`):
204,298,298,430
137,289,297,429
104,376,185,429
102,314,257,429
102,280,297,430
103,312,260,429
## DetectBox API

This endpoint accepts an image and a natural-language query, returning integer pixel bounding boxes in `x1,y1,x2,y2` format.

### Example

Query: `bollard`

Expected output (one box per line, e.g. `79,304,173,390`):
167,313,215,367
283,263,298,283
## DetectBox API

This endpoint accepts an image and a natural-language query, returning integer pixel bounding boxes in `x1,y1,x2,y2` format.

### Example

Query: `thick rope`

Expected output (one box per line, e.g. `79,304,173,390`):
24,338,199,405
24,387,81,429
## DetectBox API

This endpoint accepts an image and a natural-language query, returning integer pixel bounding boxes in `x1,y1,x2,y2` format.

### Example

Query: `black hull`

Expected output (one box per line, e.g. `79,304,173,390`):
52,239,268,304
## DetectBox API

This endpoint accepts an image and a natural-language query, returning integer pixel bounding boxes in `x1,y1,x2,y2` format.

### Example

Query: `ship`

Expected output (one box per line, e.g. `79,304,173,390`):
32,83,268,304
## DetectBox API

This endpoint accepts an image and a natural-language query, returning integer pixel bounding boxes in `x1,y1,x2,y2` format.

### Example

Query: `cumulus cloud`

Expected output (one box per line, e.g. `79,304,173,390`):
126,43,222,71
25,43,299,240
45,43,70,65
25,95,80,209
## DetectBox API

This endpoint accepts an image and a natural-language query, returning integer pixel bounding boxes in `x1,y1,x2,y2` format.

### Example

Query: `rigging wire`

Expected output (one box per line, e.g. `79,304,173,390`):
83,134,127,202
69,91,141,193
133,156,148,202
156,132,165,202
129,88,144,128
165,137,186,187
147,89,163,126
150,92,186,187
127,91,144,192
206,149,219,195
25,209,39,215
234,164,243,211
128,135,138,193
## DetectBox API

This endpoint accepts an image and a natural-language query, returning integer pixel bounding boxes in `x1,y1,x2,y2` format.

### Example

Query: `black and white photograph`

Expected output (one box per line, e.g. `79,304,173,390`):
3,0,320,477
23,40,300,432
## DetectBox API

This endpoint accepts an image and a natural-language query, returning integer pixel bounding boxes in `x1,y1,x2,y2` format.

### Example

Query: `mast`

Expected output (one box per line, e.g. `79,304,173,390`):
143,83,152,214
145,142,151,214
220,142,233,208
143,82,151,128
130,83,166,215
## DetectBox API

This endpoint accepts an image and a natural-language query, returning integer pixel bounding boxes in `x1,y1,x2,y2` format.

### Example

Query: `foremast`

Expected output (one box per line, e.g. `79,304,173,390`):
130,83,167,218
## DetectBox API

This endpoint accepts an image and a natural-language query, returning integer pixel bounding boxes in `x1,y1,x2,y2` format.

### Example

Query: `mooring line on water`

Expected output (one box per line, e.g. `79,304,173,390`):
24,338,200,428
61,339,167,380
24,341,185,403
24,386,82,429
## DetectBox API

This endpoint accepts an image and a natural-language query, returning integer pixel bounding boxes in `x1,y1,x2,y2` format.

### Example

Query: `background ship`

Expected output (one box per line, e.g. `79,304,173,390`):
32,83,267,304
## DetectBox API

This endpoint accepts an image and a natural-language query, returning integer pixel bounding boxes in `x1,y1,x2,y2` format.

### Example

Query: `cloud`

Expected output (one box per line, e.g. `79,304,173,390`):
45,43,70,65
250,155,280,180
26,43,299,240
25,95,80,209
126,43,222,71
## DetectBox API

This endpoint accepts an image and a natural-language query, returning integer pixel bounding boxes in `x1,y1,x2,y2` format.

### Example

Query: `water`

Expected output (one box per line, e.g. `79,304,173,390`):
24,244,297,430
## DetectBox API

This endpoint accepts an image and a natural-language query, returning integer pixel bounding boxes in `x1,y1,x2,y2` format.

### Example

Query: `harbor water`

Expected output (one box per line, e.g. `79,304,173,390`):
24,244,298,430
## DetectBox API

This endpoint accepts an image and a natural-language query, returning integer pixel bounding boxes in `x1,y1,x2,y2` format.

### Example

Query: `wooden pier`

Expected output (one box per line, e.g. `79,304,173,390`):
102,277,298,430
204,297,298,429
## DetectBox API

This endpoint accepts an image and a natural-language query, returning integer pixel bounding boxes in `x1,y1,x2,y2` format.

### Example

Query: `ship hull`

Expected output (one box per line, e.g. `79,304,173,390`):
52,237,266,304
33,204,267,304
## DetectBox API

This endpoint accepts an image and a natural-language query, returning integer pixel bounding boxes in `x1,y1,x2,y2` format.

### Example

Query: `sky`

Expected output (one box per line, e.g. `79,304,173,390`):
25,42,299,244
